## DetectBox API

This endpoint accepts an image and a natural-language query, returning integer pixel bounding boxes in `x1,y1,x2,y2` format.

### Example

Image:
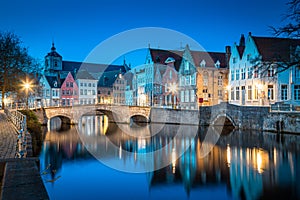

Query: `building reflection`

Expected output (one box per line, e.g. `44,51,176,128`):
40,116,300,199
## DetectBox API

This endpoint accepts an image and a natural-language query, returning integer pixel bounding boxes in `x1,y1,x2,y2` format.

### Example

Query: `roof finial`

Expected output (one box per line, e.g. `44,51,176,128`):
51,40,56,51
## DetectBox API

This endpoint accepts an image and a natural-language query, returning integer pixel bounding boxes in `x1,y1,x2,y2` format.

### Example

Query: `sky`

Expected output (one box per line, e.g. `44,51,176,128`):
0,0,289,67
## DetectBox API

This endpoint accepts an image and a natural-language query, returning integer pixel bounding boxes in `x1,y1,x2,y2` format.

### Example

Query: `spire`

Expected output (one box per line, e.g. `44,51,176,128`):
51,42,56,51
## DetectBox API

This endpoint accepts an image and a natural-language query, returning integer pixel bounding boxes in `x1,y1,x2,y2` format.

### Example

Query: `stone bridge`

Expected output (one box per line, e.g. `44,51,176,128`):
199,102,270,130
42,104,151,124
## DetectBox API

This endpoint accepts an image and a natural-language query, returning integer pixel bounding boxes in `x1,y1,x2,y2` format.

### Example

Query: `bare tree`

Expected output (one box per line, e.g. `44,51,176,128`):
0,31,34,109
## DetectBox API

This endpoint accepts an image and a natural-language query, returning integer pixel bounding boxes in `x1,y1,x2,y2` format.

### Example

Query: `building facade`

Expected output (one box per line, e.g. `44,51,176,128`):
229,33,300,107
61,72,79,106
76,70,98,105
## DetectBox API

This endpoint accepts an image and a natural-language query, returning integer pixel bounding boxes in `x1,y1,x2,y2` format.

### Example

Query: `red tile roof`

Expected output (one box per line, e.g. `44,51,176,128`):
252,36,300,62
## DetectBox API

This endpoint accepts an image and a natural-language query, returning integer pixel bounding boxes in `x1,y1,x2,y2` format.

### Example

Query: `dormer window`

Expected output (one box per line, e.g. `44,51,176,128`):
215,60,220,68
185,61,189,71
200,60,206,68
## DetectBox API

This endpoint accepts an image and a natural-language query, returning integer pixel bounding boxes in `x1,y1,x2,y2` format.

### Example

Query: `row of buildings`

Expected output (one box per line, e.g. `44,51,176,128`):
34,33,300,109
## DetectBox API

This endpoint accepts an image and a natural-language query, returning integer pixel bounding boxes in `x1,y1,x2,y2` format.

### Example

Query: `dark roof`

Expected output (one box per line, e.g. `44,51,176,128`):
45,76,61,88
62,61,127,80
76,70,96,80
237,46,245,59
190,51,227,68
123,72,134,89
149,48,183,71
98,70,120,87
252,36,300,62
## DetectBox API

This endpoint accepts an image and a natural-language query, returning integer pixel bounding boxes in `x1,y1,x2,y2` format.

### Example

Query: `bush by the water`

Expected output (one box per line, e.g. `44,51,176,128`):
19,110,42,156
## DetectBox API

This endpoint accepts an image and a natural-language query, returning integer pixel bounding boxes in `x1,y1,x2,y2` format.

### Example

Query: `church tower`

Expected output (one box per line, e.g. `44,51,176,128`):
44,42,62,76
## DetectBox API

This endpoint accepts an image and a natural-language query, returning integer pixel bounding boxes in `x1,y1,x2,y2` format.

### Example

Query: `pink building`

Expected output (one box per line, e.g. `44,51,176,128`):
61,72,79,106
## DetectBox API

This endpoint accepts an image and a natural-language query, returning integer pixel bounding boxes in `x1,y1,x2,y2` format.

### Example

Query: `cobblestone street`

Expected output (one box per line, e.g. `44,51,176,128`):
0,110,17,159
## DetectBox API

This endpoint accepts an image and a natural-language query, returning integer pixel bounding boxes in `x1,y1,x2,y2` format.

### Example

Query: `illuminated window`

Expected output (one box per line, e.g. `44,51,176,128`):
268,85,274,100
247,86,252,100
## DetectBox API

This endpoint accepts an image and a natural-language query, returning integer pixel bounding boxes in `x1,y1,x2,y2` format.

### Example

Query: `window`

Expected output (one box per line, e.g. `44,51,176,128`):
203,72,208,86
108,91,111,95
232,57,236,64
231,70,235,81
165,83,168,92
254,68,259,78
181,91,185,102
296,67,300,79
231,87,234,100
191,73,196,85
281,85,288,100
52,90,55,96
190,90,195,102
88,83,91,87
70,82,73,87
200,60,206,67
241,68,245,80
247,86,252,100
92,90,96,95
62,90,65,95
203,89,208,101
169,70,172,79
185,90,189,102
268,85,274,100
93,83,95,87
84,83,87,87
218,75,223,86
186,76,190,85
66,82,69,87
294,85,300,100
185,61,189,71
236,87,240,100
247,67,253,79
254,86,258,100
180,76,185,86
218,89,222,98
268,67,274,77
80,83,83,87
54,61,57,67
84,89,87,95
80,89,83,95
235,69,240,80
46,89,50,97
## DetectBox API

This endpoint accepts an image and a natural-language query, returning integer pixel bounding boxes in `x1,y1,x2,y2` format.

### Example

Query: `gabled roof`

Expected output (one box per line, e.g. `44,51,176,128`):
45,76,61,88
98,70,120,87
62,61,127,80
190,51,227,68
76,70,96,80
149,48,183,71
252,36,300,62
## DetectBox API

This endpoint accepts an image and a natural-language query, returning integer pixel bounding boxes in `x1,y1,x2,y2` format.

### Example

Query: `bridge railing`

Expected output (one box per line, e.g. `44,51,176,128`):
270,103,300,112
4,108,29,158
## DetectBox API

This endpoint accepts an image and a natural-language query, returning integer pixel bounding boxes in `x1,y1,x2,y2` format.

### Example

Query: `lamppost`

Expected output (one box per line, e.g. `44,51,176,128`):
22,79,32,109
169,82,178,109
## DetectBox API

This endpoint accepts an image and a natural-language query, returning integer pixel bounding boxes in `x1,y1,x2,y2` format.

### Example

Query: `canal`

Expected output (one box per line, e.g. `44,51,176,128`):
39,115,300,200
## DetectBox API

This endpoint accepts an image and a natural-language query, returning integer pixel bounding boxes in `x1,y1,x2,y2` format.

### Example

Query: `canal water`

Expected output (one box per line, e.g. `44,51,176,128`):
39,115,300,200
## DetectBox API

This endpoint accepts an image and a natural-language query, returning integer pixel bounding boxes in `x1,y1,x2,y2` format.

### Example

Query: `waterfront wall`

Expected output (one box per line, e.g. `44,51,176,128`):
150,108,199,125
263,112,300,133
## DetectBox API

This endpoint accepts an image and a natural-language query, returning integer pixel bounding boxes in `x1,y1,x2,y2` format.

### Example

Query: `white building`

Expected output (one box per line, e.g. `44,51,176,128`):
76,70,98,105
229,33,300,107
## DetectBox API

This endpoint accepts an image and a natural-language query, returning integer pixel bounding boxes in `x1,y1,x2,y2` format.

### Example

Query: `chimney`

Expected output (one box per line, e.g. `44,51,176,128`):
225,46,231,68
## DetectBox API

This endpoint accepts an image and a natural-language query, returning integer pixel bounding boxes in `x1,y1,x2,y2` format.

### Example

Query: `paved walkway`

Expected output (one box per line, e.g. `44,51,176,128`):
0,110,17,159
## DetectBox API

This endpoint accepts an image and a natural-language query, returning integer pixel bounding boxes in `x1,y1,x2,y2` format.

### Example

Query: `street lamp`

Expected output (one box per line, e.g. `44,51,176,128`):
169,82,178,109
22,79,32,109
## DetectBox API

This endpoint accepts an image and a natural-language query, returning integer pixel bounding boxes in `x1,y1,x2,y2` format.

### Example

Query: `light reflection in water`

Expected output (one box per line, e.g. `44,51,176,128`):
40,115,300,200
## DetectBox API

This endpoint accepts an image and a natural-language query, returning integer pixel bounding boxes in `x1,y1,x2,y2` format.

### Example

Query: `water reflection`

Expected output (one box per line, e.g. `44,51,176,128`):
40,115,300,200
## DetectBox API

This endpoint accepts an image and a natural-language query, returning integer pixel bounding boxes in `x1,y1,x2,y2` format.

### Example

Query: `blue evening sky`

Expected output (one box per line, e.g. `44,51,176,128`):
0,0,289,66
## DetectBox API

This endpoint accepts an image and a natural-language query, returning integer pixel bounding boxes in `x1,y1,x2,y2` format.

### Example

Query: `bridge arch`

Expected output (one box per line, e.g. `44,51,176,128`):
211,113,236,127
49,114,72,125
129,114,150,125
